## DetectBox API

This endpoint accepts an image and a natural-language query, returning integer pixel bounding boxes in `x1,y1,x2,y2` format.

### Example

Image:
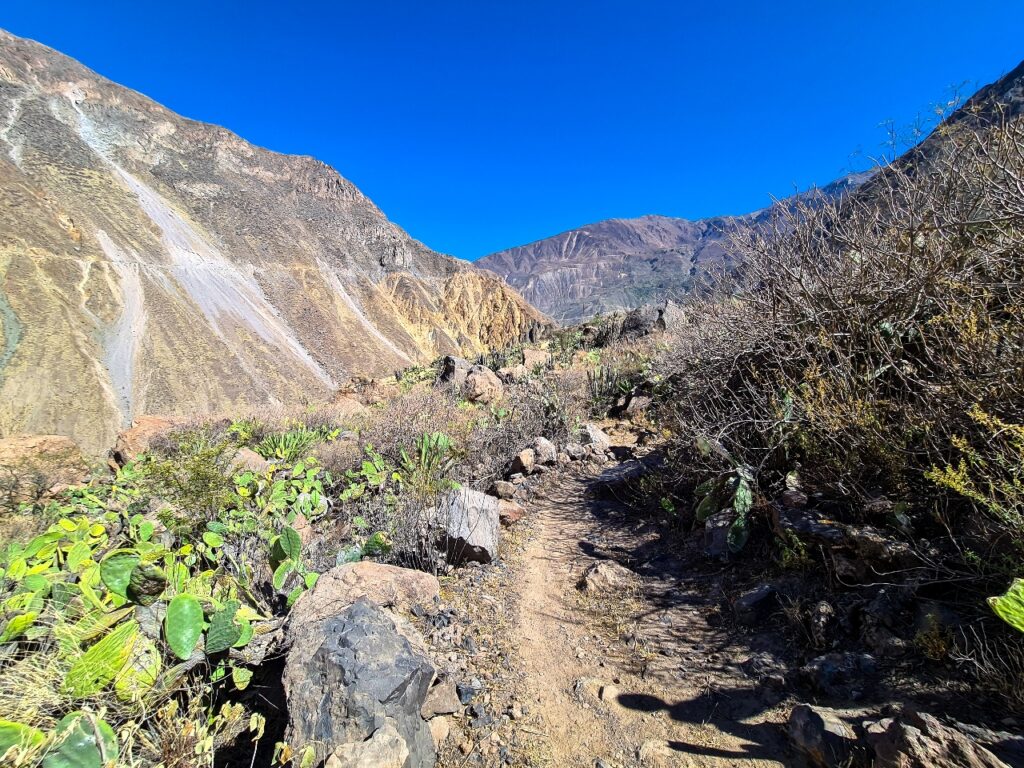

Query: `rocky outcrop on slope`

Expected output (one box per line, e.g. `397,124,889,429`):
0,30,549,453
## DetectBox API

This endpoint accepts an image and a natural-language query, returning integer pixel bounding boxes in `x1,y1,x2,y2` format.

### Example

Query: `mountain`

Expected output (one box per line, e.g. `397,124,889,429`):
477,174,868,324
0,30,549,453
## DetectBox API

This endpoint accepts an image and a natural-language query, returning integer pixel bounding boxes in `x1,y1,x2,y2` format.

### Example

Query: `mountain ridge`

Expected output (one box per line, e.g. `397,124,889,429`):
0,29,549,453
478,172,870,323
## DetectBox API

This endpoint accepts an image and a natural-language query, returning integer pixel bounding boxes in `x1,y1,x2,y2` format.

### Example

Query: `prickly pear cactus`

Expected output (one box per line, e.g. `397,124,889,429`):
989,578,1024,633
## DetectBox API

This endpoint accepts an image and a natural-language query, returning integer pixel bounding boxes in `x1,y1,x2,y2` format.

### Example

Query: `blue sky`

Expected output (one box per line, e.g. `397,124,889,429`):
2,2,1022,260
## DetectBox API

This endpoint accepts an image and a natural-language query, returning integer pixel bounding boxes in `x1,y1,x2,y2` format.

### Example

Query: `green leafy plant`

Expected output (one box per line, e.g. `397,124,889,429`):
693,464,756,553
989,578,1024,634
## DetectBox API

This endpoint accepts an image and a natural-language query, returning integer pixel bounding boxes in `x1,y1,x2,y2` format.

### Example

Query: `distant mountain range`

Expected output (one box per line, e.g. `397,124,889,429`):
0,30,548,453
477,174,870,324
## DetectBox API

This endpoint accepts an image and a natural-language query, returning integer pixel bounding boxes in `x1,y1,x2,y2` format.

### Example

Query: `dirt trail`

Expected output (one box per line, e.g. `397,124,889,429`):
513,450,792,767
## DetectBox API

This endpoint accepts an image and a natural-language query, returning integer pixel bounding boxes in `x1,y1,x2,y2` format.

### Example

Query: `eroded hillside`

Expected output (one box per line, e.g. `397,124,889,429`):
0,30,548,453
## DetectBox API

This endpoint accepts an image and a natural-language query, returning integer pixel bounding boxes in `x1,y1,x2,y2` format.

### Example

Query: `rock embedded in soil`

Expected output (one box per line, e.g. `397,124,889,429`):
432,487,501,564
522,348,551,369
799,652,877,698
578,560,636,595
284,597,435,767
325,721,409,768
492,480,516,499
565,442,586,460
787,704,862,767
439,355,470,389
498,499,526,527
111,415,179,464
421,676,463,718
734,584,779,626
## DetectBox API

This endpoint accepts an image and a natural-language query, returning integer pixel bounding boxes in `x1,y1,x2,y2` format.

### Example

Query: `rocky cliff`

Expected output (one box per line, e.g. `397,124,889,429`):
0,30,548,453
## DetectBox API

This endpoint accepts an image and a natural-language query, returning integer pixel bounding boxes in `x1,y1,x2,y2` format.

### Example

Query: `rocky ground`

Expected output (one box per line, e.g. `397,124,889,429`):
416,421,1024,767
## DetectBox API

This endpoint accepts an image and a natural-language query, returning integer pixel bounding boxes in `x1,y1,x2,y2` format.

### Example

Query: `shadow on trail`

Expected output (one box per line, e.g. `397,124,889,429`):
615,688,785,762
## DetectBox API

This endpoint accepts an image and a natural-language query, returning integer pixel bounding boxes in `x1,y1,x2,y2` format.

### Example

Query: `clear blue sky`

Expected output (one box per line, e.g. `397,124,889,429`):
2,2,1022,260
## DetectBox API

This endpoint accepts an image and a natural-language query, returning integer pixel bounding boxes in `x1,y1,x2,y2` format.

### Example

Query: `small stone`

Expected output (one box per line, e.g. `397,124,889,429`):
598,684,620,703
429,716,451,747
512,448,536,475
492,480,516,499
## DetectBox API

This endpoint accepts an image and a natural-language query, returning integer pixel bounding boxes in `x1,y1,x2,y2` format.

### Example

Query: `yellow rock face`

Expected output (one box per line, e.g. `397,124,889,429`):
0,31,549,454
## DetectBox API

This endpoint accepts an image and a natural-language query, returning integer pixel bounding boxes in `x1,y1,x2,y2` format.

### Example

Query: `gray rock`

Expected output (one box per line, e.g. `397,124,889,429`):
439,356,470,389
565,443,586,460
787,704,863,767
864,709,1010,768
432,487,500,564
580,424,612,453
533,436,557,465
773,506,846,546
734,585,778,626
704,509,735,559
283,598,435,767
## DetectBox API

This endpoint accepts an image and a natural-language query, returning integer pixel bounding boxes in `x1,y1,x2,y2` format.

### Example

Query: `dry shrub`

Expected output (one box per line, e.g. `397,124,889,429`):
656,109,1024,522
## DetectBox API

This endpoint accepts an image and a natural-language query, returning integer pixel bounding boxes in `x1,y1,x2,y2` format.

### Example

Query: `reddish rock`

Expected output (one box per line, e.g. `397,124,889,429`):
498,500,526,527
112,416,179,464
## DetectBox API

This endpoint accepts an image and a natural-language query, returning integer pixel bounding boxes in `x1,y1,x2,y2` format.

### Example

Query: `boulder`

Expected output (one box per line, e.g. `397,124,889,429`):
496,364,529,383
864,709,1010,768
230,447,272,473
580,424,612,454
112,416,179,463
432,487,500,564
533,436,557,465
0,434,89,503
579,561,635,595
284,598,435,767
290,561,440,629
325,722,409,768
498,499,526,527
439,356,470,389
733,585,779,626
463,365,503,404
511,448,536,475
787,704,862,767
522,348,551,370
492,480,516,500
